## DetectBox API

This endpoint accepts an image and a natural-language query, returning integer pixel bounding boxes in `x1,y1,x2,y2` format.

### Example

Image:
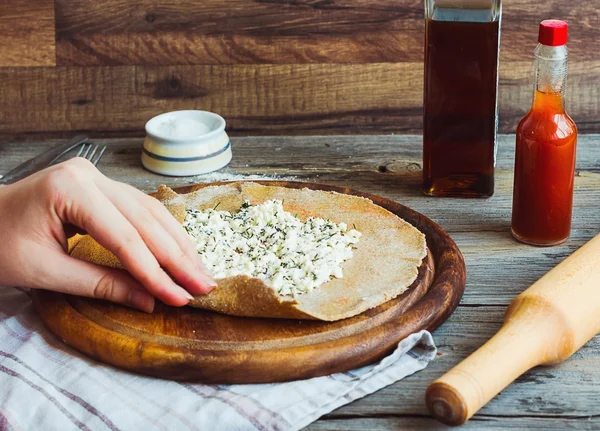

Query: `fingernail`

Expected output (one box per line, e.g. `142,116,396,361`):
196,257,217,288
201,273,218,288
182,290,194,301
196,256,208,271
128,290,155,313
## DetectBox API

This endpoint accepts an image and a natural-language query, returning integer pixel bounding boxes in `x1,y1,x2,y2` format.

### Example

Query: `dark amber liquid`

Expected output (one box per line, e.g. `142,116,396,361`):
511,91,577,246
423,18,500,198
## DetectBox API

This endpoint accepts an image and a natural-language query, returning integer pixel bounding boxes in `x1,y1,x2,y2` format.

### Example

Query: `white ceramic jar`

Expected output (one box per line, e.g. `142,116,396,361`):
142,110,232,176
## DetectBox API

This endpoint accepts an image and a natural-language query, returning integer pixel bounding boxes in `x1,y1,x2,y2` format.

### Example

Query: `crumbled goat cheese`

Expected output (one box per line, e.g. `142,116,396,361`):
182,200,361,297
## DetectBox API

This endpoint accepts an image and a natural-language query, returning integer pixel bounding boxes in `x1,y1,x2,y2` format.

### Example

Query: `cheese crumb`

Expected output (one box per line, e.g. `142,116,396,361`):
183,200,361,297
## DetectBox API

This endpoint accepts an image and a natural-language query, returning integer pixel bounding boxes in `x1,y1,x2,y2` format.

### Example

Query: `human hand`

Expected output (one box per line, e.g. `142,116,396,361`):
0,157,216,312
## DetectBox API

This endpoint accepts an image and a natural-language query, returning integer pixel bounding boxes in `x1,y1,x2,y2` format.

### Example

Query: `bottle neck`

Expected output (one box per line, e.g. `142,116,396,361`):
532,44,568,111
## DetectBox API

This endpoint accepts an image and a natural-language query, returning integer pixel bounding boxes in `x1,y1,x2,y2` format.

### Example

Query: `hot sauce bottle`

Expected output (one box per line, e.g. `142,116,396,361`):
511,20,577,246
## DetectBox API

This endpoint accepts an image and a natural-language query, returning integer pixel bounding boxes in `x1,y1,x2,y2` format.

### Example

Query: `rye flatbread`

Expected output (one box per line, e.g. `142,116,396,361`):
70,182,427,321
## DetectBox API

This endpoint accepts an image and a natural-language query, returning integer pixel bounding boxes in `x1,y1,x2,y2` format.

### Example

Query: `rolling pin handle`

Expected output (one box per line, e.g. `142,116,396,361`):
427,233,600,425
426,381,469,426
425,318,551,425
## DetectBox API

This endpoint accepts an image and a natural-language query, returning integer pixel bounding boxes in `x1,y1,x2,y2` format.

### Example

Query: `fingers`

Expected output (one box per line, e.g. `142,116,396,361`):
137,192,215,281
96,179,216,295
61,180,194,306
37,252,155,313
46,158,216,306
113,182,214,277
117,184,196,256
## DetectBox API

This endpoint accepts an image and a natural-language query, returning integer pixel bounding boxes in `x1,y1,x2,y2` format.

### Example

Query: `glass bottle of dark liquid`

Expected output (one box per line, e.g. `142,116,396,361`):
423,0,502,198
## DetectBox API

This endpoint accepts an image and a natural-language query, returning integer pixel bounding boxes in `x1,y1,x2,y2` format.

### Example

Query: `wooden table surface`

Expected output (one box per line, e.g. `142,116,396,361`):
1,135,599,430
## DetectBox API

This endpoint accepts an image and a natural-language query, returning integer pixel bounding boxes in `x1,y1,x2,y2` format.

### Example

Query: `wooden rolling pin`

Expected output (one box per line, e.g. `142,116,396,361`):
426,233,600,425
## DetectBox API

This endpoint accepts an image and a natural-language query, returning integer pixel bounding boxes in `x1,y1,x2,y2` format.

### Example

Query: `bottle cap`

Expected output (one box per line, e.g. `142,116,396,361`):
538,20,568,46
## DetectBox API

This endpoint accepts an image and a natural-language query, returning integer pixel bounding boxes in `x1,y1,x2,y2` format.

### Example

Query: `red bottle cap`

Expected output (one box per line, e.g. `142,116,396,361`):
538,20,568,46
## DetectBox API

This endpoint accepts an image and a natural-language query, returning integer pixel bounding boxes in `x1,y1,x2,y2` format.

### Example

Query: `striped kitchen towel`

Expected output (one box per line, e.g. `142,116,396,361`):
0,287,436,431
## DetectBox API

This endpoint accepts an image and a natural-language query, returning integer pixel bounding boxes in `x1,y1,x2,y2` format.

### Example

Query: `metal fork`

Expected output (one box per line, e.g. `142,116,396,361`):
76,143,107,166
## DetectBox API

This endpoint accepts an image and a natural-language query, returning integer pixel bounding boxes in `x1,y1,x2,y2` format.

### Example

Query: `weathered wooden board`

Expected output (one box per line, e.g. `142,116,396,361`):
307,416,600,431
53,0,598,65
0,63,423,136
0,0,598,135
0,0,55,67
1,134,600,428
0,61,598,137
55,0,423,65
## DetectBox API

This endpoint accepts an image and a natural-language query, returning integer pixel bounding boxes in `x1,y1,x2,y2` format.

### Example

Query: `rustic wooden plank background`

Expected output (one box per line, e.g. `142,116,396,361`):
0,0,55,67
0,0,598,138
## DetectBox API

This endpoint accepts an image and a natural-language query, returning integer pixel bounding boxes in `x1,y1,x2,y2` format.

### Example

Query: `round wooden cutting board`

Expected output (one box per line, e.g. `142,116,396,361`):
32,182,466,383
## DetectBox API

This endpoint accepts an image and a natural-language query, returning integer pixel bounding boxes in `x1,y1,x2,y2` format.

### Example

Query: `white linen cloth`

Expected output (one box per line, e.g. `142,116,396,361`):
0,287,436,431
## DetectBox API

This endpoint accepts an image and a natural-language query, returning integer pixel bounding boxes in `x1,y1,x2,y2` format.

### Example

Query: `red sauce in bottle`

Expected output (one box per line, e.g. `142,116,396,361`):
511,21,577,246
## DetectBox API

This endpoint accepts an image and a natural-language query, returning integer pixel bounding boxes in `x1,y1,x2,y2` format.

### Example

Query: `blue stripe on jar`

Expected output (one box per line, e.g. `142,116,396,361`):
143,141,231,162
